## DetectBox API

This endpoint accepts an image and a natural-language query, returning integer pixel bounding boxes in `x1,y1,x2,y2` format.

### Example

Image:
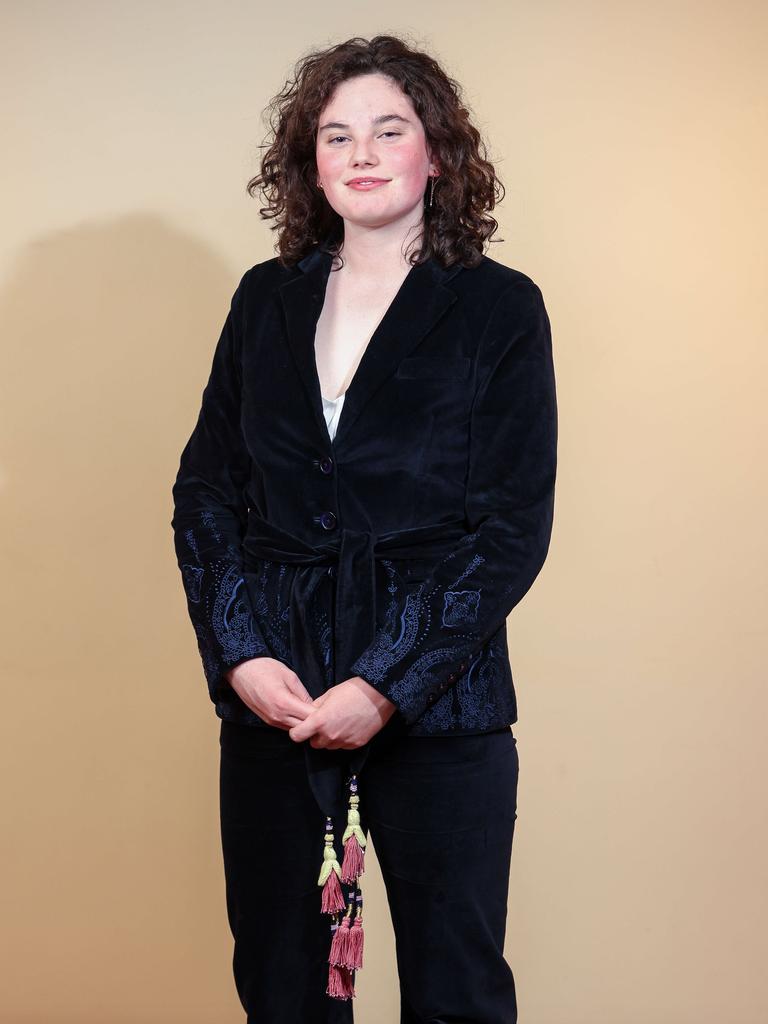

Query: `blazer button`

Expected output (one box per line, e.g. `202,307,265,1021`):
327,565,336,578
447,673,457,683
319,511,337,530
426,693,436,704
319,456,334,474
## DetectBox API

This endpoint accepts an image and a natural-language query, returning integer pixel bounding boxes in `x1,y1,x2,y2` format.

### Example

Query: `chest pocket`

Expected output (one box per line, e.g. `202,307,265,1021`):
396,356,471,381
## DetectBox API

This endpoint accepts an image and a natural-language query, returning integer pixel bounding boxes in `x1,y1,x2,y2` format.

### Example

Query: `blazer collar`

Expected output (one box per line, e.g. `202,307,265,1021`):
278,242,465,448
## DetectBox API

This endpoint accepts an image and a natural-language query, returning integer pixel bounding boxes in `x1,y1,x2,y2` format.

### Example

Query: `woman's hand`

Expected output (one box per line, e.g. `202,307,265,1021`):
225,657,316,729
288,677,397,749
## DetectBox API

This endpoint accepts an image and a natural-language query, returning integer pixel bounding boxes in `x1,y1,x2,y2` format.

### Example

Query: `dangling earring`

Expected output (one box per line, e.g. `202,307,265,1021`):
428,174,438,208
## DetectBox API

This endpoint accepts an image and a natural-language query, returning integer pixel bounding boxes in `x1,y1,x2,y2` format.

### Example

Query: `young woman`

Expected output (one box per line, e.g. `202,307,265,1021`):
171,34,558,1024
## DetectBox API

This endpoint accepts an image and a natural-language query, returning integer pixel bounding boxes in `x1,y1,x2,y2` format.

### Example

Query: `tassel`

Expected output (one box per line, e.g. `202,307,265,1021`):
341,775,366,883
346,886,364,970
329,897,353,965
340,831,365,881
325,773,366,999
327,962,355,999
339,777,365,970
343,779,365,971
318,817,346,914
320,814,355,1000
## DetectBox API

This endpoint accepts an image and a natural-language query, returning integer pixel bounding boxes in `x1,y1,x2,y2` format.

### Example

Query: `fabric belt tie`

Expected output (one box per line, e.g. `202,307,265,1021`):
242,510,468,1000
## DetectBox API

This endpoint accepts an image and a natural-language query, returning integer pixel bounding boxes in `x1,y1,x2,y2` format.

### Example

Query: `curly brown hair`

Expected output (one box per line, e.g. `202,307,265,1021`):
246,34,505,270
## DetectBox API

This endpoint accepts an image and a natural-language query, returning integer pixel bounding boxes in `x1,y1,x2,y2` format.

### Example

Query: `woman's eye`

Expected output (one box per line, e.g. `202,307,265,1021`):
326,132,402,144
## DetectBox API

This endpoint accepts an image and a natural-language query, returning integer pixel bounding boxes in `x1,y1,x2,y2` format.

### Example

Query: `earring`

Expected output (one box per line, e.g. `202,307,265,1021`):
428,174,438,208
317,180,324,190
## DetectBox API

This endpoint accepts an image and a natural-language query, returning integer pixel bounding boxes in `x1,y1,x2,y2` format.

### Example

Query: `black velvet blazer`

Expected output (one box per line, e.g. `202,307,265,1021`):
171,241,558,746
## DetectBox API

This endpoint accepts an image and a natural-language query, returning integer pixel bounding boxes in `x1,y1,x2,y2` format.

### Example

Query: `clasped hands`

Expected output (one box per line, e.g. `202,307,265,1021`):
289,676,397,749
225,658,398,749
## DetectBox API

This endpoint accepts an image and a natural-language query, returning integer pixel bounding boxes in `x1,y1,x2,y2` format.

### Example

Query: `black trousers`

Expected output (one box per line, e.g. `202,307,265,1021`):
219,719,519,1024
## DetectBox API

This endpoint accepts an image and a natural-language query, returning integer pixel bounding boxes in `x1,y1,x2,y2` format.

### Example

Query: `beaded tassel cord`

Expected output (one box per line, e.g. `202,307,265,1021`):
318,773,366,1000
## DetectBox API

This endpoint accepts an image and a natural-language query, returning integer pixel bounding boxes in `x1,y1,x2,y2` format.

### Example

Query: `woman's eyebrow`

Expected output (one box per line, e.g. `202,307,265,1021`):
318,113,413,132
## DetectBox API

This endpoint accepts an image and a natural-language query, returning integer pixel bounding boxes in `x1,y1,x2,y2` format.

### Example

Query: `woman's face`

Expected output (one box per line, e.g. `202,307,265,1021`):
315,72,437,237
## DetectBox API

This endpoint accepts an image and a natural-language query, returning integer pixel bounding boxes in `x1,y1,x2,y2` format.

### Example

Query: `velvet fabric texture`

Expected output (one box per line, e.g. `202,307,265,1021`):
170,241,558,817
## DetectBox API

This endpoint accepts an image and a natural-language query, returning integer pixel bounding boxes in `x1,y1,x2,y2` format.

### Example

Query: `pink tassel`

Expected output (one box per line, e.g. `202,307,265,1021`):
320,867,346,914
327,962,355,999
323,777,367,1000
318,817,346,914
346,911,364,970
329,915,351,965
341,833,365,882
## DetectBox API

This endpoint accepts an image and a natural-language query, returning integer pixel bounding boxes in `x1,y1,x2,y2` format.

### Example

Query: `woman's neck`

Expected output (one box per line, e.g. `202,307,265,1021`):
334,221,425,278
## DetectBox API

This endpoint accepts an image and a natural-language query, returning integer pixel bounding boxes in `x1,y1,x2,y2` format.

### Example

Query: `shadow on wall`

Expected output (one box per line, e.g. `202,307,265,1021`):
0,216,278,1023
0,214,244,704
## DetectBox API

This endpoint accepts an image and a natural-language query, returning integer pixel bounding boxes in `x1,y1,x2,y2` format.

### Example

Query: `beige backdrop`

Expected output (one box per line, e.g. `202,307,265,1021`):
1,2,766,1022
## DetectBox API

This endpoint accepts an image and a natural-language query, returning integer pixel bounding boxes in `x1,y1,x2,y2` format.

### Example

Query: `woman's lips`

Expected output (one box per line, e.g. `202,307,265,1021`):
346,180,390,190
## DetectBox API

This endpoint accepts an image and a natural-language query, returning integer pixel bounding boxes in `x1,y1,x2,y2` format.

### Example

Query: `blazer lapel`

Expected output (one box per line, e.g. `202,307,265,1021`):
278,243,464,448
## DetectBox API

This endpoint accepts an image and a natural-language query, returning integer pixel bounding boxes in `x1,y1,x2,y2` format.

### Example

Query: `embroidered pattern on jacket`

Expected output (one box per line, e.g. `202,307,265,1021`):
181,563,204,603
246,559,292,667
213,566,263,664
352,550,482,668
178,517,518,733
451,552,485,584
442,589,481,626
414,636,514,732
347,546,511,726
350,585,424,684
175,517,269,693
440,552,485,625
